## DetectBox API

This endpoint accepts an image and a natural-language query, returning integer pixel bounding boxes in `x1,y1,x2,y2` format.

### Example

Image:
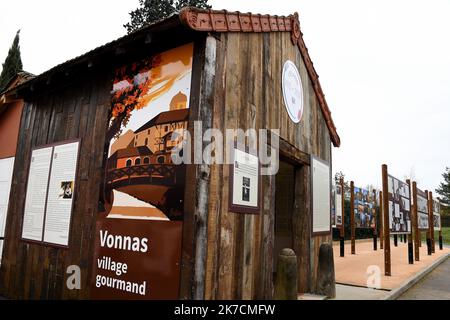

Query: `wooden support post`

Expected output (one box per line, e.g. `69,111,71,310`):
406,180,413,264
438,202,443,251
425,190,432,256
419,230,422,247
412,182,420,261
339,178,345,257
350,181,355,255
379,190,383,249
394,235,398,247
382,165,391,276
373,233,378,251
373,189,377,251
429,191,435,254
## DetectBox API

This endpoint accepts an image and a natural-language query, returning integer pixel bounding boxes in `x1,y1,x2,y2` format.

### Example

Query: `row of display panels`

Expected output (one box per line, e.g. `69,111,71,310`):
331,175,442,233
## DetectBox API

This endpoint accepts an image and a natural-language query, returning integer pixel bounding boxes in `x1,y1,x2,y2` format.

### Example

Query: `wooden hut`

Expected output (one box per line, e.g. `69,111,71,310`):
0,7,340,300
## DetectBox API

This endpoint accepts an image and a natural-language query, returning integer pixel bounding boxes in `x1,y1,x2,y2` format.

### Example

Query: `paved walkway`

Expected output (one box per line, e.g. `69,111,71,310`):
397,257,450,300
334,239,450,290
332,284,389,300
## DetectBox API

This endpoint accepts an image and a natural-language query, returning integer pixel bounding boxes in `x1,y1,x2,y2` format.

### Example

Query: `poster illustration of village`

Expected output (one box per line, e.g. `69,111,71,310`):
387,175,411,234
106,43,193,222
354,187,376,229
91,43,193,300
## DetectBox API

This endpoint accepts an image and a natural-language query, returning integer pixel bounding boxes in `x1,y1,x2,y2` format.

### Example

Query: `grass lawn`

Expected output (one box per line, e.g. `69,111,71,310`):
420,227,450,245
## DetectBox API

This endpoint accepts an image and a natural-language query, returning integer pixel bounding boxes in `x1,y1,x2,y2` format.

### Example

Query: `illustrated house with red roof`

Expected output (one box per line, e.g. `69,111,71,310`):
109,92,189,170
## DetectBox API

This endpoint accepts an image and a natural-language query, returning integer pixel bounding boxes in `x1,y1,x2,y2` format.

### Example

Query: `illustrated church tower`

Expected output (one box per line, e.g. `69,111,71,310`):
170,91,187,110
129,91,189,156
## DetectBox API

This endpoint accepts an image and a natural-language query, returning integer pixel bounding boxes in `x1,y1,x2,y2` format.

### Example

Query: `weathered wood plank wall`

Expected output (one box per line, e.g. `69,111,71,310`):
204,31,332,299
0,73,111,299
0,28,205,299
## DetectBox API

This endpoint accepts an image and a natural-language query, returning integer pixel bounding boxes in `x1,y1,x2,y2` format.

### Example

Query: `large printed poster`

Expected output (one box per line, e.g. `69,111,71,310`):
417,188,429,231
387,175,411,234
312,156,331,234
0,157,15,265
331,185,336,228
433,199,441,232
331,184,343,228
354,187,376,229
22,141,79,246
91,43,193,300
229,148,260,213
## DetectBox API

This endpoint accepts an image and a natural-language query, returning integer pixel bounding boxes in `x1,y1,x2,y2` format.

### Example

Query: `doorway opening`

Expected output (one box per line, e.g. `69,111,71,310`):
273,160,296,272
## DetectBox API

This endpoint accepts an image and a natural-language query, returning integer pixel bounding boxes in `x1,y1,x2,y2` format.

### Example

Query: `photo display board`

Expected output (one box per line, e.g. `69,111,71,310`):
332,184,343,228
416,188,429,231
21,141,79,246
312,156,331,235
91,43,193,300
229,147,260,214
354,187,376,229
387,175,411,234
433,199,441,232
0,157,15,265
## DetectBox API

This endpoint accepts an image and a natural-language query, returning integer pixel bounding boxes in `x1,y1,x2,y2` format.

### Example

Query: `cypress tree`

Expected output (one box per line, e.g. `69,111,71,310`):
0,30,23,92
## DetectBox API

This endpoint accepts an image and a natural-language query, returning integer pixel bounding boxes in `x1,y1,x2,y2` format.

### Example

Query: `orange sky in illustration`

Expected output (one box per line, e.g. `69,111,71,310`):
112,43,193,117
139,43,193,108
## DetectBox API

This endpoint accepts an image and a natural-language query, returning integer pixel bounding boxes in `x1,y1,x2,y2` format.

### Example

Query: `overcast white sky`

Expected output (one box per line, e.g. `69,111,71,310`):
1,0,449,193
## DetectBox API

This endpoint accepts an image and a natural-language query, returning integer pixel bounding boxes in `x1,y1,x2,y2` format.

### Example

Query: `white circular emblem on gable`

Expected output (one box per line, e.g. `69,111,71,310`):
282,60,304,123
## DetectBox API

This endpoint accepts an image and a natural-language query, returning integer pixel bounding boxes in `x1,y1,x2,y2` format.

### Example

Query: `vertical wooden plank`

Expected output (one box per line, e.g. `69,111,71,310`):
339,178,345,257
297,164,311,293
379,190,384,249
216,32,240,300
1,101,33,297
350,181,355,254
83,76,111,299
412,182,420,261
382,165,391,276
240,34,262,300
428,191,435,253
180,37,206,300
250,32,263,300
192,35,216,300
232,32,247,299
256,32,274,300
204,33,227,301
260,173,275,299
